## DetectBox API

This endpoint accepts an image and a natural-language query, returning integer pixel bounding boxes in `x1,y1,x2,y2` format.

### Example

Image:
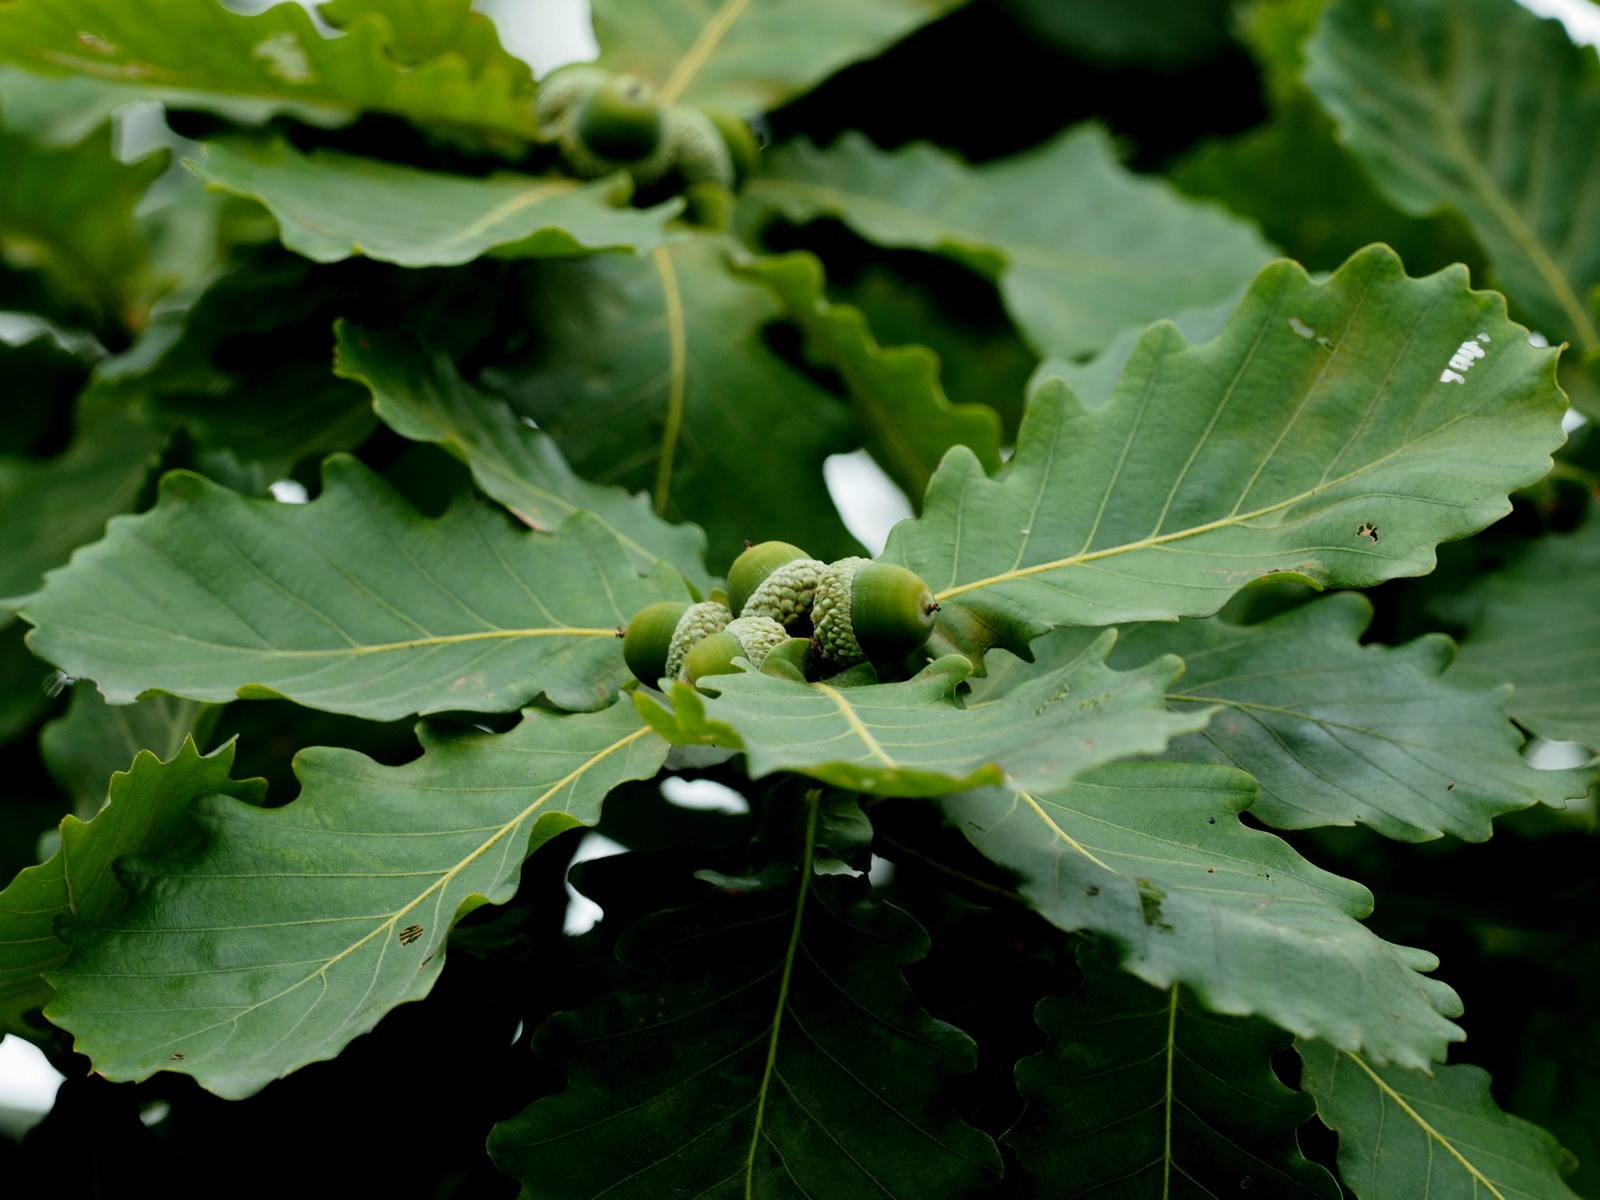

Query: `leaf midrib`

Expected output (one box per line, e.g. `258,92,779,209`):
658,0,751,103
1339,1051,1510,1200
76,725,654,1067
742,791,818,1195
934,364,1513,602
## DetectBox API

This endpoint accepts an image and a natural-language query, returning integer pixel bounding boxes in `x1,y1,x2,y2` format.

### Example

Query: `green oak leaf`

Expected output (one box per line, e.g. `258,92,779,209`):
743,126,1274,358
0,398,164,619
22,457,691,720
89,252,389,483
0,738,263,1036
44,701,667,1097
489,798,1001,1198
1172,0,1482,279
0,0,541,139
0,122,167,329
828,257,1037,438
997,0,1233,67
1306,0,1600,354
1298,1041,1583,1199
590,0,965,117
735,250,1003,503
480,235,860,567
333,322,714,591
882,245,1567,668
0,64,135,146
1450,520,1600,748
0,316,99,458
636,634,1210,797
983,593,1586,840
1006,959,1338,1199
0,622,55,744
941,762,1464,1068
187,139,681,268
40,685,217,818
1176,100,1485,280
1031,291,1239,411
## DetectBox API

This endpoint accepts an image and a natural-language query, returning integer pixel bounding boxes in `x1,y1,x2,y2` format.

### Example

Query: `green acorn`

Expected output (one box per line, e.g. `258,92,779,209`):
622,599,732,686
534,64,607,131
812,557,939,666
727,541,825,627
682,615,788,686
574,75,663,163
702,107,761,184
665,599,734,680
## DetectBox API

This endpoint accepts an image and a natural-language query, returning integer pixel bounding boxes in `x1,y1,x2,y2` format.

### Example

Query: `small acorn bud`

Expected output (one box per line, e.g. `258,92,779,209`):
682,615,788,686
812,557,939,666
622,599,731,686
574,75,664,164
702,107,761,184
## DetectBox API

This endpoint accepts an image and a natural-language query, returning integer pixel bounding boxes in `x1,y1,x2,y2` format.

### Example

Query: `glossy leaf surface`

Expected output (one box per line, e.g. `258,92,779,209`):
46,702,667,1097
23,458,689,719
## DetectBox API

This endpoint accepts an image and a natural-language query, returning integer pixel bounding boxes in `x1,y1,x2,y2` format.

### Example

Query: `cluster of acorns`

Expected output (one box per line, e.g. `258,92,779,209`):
622,542,942,690
536,66,760,191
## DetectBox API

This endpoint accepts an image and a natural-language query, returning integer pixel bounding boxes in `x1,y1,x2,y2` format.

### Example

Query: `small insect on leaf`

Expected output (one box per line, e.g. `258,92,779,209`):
1356,522,1379,543
399,924,424,946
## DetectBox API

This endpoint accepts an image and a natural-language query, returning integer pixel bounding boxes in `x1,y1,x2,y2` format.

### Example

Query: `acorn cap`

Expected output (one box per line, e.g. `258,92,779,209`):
813,558,938,665
574,75,663,164
745,556,827,630
662,106,734,188
702,107,761,183
682,615,787,686
622,600,688,686
728,540,807,614
534,65,607,130
664,599,733,680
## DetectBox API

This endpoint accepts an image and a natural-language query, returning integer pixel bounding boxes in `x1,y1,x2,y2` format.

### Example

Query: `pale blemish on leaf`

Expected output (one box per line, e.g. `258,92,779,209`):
75,30,117,54
252,33,315,84
1439,334,1489,383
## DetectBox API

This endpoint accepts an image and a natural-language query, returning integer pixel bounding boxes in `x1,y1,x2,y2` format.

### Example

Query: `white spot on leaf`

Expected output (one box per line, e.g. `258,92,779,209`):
1439,336,1488,383
253,33,315,83
1287,317,1317,340
76,31,118,54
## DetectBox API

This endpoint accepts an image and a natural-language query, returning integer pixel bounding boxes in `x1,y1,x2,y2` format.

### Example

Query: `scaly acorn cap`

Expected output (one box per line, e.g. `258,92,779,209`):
812,557,939,666
534,65,607,131
664,599,733,680
728,540,808,613
662,106,734,188
745,557,826,629
682,615,788,686
702,107,761,184
574,74,664,164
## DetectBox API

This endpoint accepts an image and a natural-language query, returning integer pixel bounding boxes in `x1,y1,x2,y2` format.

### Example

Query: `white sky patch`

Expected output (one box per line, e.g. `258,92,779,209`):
563,831,628,935
476,0,599,76
269,479,309,504
0,1035,65,1124
825,451,914,556
661,776,748,814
